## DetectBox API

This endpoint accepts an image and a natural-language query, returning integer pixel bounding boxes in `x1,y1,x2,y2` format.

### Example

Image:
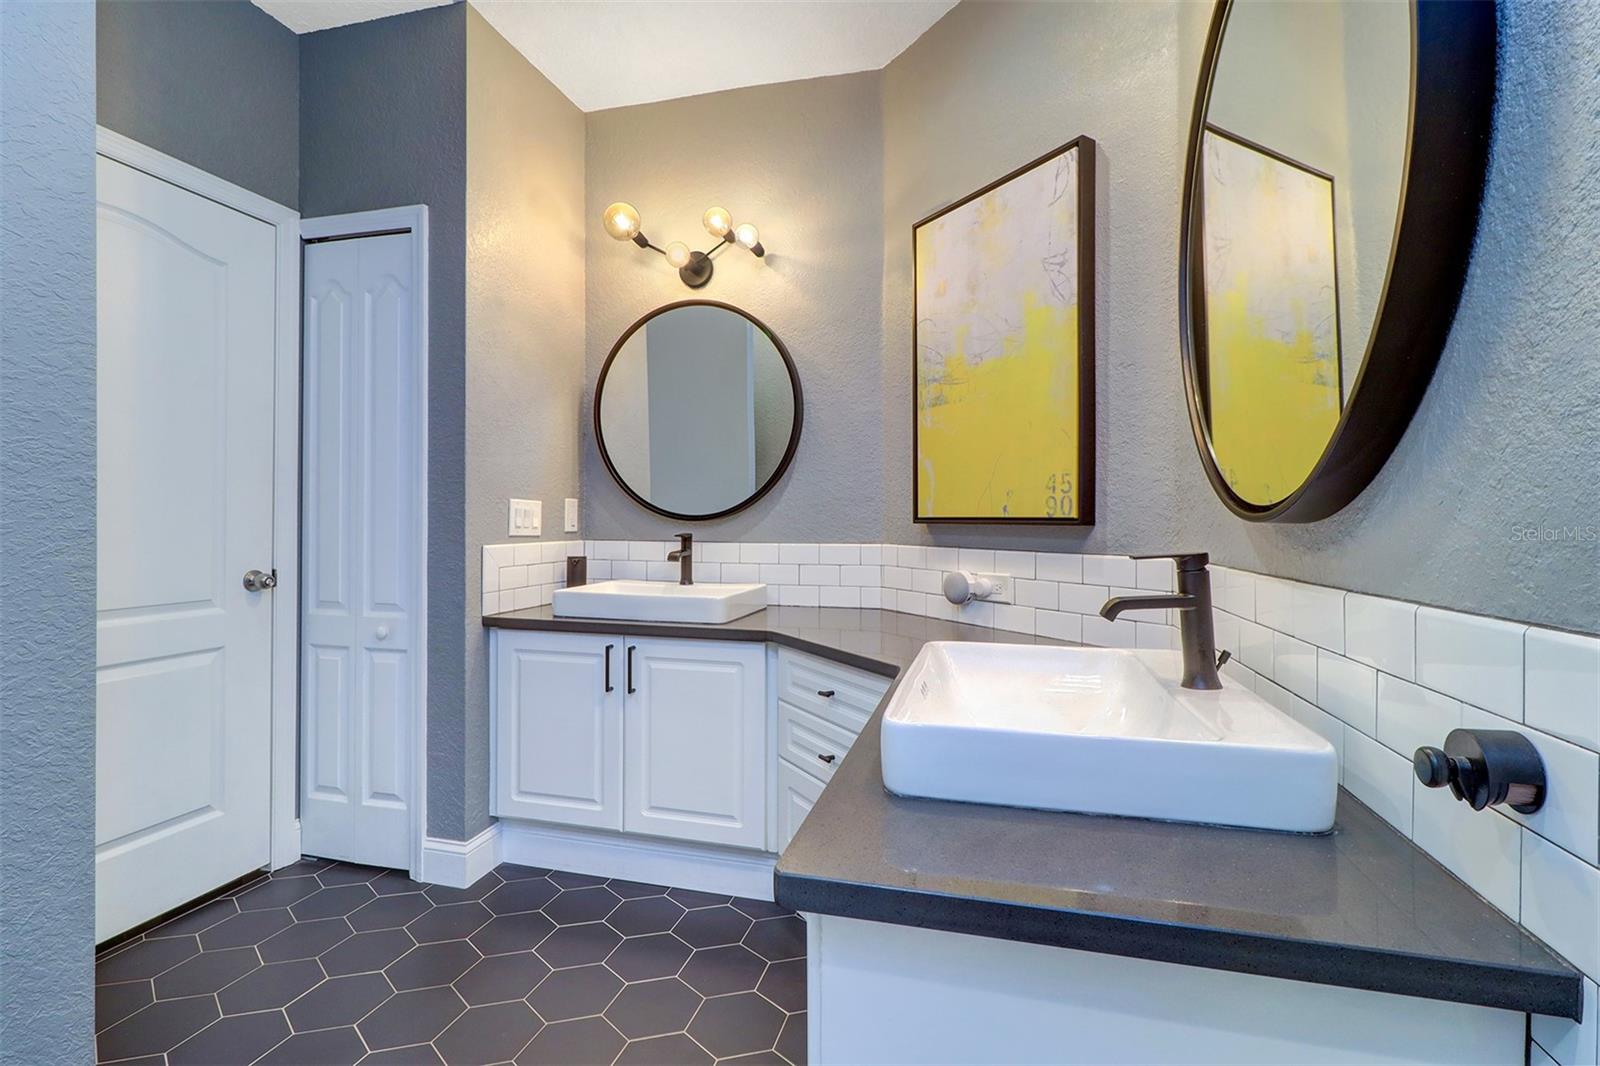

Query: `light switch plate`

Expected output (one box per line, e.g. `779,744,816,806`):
563,498,578,534
508,498,541,537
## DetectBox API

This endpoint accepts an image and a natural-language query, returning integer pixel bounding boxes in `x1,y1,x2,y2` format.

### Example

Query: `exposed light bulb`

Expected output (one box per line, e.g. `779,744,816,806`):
602,201,642,241
734,223,760,249
665,241,692,269
703,206,733,238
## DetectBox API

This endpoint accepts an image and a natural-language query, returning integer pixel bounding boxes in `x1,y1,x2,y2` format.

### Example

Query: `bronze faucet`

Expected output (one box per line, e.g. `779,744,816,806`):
1100,552,1225,690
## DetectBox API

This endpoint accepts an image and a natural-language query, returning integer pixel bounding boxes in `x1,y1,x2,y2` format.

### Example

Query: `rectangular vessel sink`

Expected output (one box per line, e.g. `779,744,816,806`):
880,642,1337,833
551,579,767,625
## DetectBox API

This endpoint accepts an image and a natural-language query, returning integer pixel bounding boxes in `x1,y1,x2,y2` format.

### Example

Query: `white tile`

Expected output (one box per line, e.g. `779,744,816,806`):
694,563,721,583
1412,777,1522,917
782,585,821,607
512,586,537,610
721,563,758,583
1532,976,1598,1066
882,566,912,591
1082,615,1137,648
759,563,799,585
513,543,542,565
646,561,678,582
1220,658,1257,691
500,565,529,589
956,599,995,627
629,540,664,561
588,560,612,580
481,592,499,616
540,541,571,562
1317,649,1377,735
912,569,942,596
993,550,1035,579
1291,583,1345,652
1343,727,1413,835
860,544,886,565
840,565,880,587
1135,622,1178,651
926,597,958,621
1213,566,1255,620
483,561,500,593
778,543,819,565
1015,579,1059,611
1082,555,1135,587
1416,606,1527,719
612,560,646,580
895,590,928,615
818,543,861,566
1254,576,1293,633
1462,705,1600,865
1237,618,1274,677
1522,831,1600,980
860,586,883,609
590,540,627,560
1273,632,1317,701
926,546,960,570
1526,627,1600,752
1211,609,1241,658
740,542,779,564
1036,553,1083,583
800,565,840,587
700,542,741,564
820,586,861,609
994,604,1036,635
1134,558,1176,592
1376,674,1461,758
896,545,926,568
1058,583,1110,615
957,548,994,572
486,544,515,569
1036,611,1082,643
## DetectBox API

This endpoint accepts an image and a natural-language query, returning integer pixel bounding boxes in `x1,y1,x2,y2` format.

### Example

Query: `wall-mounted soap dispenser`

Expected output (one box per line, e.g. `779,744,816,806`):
1414,729,1546,814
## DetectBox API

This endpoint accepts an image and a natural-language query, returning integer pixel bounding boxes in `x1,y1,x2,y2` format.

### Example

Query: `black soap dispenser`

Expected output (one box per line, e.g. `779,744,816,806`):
1414,729,1546,814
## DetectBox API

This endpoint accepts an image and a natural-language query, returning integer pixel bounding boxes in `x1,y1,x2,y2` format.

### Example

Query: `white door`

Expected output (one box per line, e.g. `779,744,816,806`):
624,638,766,848
95,155,278,940
493,631,624,830
301,232,420,868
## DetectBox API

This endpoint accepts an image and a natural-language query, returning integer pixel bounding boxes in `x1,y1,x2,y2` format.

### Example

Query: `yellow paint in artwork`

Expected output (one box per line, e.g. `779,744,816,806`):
917,293,1080,518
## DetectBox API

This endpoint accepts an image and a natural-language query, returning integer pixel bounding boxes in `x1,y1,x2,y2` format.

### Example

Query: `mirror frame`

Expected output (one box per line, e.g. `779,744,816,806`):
593,299,804,522
1179,0,1497,522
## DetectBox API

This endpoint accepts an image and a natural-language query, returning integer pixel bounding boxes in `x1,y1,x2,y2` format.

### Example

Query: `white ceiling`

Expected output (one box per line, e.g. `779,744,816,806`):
253,0,957,112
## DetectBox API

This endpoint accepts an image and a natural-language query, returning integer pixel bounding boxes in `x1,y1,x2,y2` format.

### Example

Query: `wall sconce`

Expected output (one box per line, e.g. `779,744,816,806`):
602,202,766,289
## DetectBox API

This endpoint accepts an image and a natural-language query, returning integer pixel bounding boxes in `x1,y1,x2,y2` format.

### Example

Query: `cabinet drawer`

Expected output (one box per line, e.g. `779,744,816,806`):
777,760,824,854
778,700,855,782
777,648,891,733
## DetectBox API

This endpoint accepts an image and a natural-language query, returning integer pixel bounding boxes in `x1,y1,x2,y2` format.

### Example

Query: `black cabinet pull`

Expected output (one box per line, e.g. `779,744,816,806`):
604,644,614,693
817,753,836,764
626,645,636,694
817,689,836,698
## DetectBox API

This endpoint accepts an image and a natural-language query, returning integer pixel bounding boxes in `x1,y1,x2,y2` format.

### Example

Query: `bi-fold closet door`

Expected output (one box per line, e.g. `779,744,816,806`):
300,231,420,869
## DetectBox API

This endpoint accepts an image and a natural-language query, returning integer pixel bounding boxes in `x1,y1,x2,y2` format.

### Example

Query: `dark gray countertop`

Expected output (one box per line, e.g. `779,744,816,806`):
484,605,1583,1019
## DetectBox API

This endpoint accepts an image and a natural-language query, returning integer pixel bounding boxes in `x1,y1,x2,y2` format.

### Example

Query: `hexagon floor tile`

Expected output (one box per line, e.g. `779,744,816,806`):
95,860,806,1064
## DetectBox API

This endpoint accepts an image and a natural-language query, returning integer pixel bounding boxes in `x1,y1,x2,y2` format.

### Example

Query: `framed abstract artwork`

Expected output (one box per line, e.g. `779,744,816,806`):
1196,124,1343,507
913,136,1096,524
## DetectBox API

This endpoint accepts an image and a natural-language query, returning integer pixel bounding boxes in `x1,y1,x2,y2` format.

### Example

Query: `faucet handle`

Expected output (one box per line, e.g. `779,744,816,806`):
1130,551,1209,571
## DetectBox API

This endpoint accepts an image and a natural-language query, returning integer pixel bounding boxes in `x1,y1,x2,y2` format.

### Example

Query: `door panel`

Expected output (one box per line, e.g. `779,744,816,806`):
95,154,277,940
300,233,418,868
494,632,623,829
624,639,766,848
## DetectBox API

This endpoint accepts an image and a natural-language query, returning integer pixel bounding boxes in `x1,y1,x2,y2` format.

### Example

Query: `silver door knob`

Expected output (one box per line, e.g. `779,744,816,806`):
243,569,277,592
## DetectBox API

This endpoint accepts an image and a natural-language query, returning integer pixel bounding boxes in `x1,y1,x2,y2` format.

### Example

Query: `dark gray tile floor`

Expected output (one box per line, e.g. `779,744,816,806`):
96,860,807,1065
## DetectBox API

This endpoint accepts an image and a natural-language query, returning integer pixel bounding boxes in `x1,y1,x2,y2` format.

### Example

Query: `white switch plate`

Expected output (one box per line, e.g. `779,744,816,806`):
563,498,578,534
509,498,541,537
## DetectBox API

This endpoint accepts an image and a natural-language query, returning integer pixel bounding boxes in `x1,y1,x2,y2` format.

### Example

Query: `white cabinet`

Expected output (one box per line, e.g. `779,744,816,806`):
493,631,766,850
777,761,824,853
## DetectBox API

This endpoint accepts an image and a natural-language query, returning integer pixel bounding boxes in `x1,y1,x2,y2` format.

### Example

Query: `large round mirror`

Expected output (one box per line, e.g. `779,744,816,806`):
1180,0,1496,521
595,301,802,520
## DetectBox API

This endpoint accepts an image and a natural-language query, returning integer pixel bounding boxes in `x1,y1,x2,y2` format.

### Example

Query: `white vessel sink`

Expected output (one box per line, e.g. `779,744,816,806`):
880,642,1337,833
551,579,767,625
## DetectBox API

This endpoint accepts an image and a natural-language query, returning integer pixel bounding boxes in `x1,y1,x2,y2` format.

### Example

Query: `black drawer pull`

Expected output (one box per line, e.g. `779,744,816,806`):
604,644,614,693
627,645,636,694
817,753,837,764
817,689,836,698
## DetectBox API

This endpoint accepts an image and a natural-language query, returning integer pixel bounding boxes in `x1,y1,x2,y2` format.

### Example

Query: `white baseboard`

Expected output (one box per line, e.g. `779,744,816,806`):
499,820,776,901
419,824,502,888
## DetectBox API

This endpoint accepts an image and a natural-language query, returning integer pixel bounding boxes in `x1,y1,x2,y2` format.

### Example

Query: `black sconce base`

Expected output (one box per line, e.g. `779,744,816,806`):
678,251,714,289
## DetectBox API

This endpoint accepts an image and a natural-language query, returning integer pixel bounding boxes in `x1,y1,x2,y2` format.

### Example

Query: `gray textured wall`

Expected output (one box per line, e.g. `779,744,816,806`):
0,1,98,1059
582,73,884,543
464,5,586,840
97,0,299,208
300,4,475,839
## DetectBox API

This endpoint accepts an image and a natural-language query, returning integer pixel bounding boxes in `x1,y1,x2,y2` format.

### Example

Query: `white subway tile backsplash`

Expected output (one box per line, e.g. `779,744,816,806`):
1082,614,1137,648
629,540,663,561
780,543,820,565
1376,674,1461,758
1135,557,1176,592
956,598,993,627
1343,727,1413,835
1036,610,1082,643
589,560,612,580
1015,579,1059,611
1036,553,1083,583
800,565,840,586
540,541,571,562
926,546,960,571
820,585,861,609
1291,583,1345,652
1273,632,1317,700
513,543,542,566
1416,606,1527,719
859,586,883,609
818,543,860,565
896,545,926,568
759,563,799,585
1254,576,1293,633
859,544,886,565
1413,776,1523,917
1058,583,1110,615
840,565,880,587
1135,622,1179,651
1462,705,1600,866
481,592,499,616
1212,609,1241,659
1220,657,1258,691
993,550,1036,578
779,585,819,607
1525,627,1600,752
701,542,742,563
486,544,514,569
591,540,629,560
501,565,528,589
1237,618,1274,676
694,563,722,583
612,560,646,580
993,604,1036,635
1213,566,1255,620
1533,977,1598,1066
882,566,912,590
740,542,779,564
1522,832,1600,981
646,561,679,582
912,569,942,596
721,563,759,583
1083,554,1135,587
1317,649,1377,735
957,547,994,572
511,586,538,610
895,590,928,615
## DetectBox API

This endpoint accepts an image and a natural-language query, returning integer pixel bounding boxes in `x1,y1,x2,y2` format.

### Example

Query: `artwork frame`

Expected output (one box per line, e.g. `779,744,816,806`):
912,136,1096,526
1194,123,1344,507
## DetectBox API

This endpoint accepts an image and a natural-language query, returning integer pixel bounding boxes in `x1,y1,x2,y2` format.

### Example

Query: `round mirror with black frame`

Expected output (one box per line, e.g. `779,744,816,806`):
1179,0,1496,522
594,300,803,521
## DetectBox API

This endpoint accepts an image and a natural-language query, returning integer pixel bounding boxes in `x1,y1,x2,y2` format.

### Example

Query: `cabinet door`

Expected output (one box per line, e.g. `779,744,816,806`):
623,638,767,849
494,631,623,829
777,761,824,854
